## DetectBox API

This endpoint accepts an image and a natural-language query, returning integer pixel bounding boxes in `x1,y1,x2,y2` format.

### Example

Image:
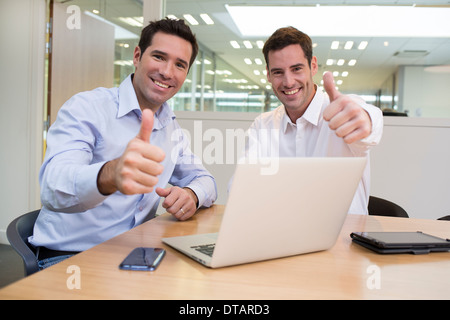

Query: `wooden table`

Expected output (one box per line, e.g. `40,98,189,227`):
1,205,449,300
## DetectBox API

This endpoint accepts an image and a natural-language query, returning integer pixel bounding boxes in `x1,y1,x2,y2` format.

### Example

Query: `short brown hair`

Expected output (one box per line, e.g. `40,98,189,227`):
262,26,313,68
138,18,199,70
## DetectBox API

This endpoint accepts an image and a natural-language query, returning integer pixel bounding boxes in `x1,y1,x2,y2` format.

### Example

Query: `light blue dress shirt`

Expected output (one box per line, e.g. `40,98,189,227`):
29,74,217,251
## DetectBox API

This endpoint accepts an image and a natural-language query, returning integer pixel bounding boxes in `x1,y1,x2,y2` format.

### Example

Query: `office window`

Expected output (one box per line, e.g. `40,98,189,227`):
57,0,450,118
169,50,268,112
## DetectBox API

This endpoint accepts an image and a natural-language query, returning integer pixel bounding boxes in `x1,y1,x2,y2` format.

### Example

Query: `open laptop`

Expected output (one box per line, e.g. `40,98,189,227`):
162,157,367,268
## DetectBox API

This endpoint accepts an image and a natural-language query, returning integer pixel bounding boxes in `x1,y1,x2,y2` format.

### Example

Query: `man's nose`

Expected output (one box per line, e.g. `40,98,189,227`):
160,62,174,79
282,72,295,88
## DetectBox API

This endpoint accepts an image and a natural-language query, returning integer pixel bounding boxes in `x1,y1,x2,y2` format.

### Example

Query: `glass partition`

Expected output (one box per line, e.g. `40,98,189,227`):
169,49,269,113
55,0,450,118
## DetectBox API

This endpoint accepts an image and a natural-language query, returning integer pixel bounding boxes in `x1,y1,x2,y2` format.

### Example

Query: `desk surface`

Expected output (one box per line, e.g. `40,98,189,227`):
1,205,450,300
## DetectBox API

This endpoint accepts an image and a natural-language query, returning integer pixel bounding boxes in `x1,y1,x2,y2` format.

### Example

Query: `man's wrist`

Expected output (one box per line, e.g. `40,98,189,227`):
183,187,199,208
97,160,118,195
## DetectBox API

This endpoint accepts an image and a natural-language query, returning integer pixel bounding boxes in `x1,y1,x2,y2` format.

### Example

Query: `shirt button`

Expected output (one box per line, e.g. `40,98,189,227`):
139,206,143,211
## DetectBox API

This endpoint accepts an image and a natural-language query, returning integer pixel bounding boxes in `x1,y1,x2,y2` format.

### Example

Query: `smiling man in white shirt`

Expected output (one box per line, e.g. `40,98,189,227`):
245,26,383,214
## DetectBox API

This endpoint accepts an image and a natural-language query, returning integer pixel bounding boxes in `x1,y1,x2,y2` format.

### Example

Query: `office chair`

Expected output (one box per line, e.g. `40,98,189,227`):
6,209,40,276
368,196,409,218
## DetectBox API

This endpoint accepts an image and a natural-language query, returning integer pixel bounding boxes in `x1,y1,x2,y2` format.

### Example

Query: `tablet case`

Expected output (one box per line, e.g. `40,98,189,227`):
350,231,450,254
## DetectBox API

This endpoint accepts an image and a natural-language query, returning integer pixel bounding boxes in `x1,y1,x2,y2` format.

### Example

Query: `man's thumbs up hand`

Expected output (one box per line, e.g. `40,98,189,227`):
323,71,342,102
322,71,372,144
97,108,165,195
137,108,154,143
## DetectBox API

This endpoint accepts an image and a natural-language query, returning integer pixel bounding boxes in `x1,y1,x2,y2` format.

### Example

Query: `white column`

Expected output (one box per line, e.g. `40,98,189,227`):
142,0,165,24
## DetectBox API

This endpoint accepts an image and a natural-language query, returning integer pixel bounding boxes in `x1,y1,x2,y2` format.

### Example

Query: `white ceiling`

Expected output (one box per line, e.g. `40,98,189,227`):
59,0,450,95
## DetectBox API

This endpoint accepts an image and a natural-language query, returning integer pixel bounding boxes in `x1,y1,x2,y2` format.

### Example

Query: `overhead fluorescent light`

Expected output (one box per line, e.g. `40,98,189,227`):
254,58,263,65
200,13,214,25
358,41,368,50
331,41,339,50
244,58,252,65
118,17,143,28
114,60,134,66
243,41,253,49
256,40,264,49
337,59,345,66
230,41,240,49
225,5,450,37
183,14,199,26
344,41,353,50
348,59,357,66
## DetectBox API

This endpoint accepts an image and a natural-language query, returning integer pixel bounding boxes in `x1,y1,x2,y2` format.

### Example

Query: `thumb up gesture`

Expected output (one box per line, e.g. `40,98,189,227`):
97,109,165,195
322,72,372,144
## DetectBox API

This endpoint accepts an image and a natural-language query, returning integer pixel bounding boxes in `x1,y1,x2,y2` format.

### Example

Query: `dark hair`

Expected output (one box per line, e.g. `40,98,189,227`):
138,18,199,69
262,26,313,68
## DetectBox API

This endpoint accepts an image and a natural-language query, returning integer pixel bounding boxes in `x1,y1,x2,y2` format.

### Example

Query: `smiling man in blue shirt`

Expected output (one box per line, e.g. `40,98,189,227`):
30,18,217,268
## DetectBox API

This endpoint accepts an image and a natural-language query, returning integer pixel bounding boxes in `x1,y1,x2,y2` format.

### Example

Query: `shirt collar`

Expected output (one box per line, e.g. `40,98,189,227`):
281,86,324,133
153,102,176,130
117,74,176,130
118,74,140,119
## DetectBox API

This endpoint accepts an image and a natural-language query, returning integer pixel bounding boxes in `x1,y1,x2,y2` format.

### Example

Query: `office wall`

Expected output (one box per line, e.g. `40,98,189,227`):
176,112,450,220
370,117,450,220
50,2,114,124
398,65,450,118
0,0,46,243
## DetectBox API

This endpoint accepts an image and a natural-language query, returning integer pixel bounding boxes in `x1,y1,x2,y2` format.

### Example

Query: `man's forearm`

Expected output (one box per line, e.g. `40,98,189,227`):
97,159,119,195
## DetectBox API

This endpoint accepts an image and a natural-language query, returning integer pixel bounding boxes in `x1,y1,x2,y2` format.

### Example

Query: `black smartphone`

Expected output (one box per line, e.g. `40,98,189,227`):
350,231,450,254
119,247,166,271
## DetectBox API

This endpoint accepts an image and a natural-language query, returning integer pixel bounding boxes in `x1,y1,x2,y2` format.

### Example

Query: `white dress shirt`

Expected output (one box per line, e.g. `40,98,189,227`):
244,87,383,214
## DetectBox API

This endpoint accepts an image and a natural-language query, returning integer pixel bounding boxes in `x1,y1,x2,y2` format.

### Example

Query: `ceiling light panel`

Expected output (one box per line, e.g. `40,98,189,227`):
183,14,199,26
230,41,240,49
331,41,339,50
344,41,354,50
358,41,368,50
200,13,214,25
226,5,450,37
243,41,253,49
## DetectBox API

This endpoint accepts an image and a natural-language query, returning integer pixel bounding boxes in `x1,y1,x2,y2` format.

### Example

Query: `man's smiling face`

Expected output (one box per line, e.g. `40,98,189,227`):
267,44,318,121
132,31,192,111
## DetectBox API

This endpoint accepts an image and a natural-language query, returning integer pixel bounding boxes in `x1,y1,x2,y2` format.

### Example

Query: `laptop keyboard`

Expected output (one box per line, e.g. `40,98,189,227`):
191,243,215,257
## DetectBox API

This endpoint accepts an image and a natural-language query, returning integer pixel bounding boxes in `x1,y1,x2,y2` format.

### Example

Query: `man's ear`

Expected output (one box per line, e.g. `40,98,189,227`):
133,46,141,68
311,56,318,77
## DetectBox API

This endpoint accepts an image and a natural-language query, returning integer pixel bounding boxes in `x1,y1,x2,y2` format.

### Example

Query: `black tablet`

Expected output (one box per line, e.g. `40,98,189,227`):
350,231,450,254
